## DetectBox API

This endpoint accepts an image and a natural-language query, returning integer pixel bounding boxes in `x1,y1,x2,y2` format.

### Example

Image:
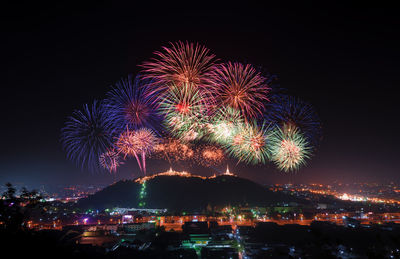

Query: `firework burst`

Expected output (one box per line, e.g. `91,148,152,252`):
141,41,217,93
115,129,138,158
61,101,116,172
269,123,312,172
209,106,244,145
227,121,271,164
61,43,322,177
115,128,159,175
153,138,194,163
264,95,322,147
195,145,225,167
209,62,270,120
160,83,209,142
105,75,161,133
99,149,122,173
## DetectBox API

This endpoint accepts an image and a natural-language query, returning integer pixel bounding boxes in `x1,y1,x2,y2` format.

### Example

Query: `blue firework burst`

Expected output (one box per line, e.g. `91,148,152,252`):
61,101,116,172
105,74,162,134
264,95,322,148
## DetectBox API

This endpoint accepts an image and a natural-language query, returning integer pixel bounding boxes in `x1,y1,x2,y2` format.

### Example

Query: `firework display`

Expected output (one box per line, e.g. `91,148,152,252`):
61,42,321,175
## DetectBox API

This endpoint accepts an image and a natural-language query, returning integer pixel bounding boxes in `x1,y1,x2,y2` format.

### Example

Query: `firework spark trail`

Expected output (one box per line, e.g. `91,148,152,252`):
134,128,159,175
209,62,270,120
115,128,143,172
61,101,116,172
269,123,312,172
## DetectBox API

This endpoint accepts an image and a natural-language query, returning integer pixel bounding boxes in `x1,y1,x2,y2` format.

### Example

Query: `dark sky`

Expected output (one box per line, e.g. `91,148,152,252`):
1,2,399,188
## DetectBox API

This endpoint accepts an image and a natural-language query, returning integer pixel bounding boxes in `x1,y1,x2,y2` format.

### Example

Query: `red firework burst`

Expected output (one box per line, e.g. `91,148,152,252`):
195,145,225,167
209,62,270,120
140,41,217,93
152,138,194,163
115,129,139,159
114,128,159,175
99,149,122,173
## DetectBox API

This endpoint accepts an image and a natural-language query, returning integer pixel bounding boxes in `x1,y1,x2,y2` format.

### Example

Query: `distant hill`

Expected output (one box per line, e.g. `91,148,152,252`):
77,174,306,211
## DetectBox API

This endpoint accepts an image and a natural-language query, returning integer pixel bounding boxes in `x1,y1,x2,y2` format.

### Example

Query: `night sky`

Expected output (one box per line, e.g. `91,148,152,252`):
1,2,399,187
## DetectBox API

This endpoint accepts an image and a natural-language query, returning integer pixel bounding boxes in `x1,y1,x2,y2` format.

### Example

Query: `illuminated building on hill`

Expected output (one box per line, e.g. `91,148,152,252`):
135,165,236,184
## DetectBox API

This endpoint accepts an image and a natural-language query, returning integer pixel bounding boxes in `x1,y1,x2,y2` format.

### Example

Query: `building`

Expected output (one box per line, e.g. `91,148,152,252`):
122,222,155,233
182,221,209,234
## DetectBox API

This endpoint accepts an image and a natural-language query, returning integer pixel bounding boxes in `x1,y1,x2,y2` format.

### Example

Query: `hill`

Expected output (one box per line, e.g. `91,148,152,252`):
77,173,306,211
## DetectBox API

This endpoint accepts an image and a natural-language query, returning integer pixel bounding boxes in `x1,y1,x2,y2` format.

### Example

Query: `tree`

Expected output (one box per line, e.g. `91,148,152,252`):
0,183,44,231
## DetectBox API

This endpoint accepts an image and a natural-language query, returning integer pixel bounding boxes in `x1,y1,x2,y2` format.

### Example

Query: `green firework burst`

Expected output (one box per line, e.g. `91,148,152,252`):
226,121,272,165
160,83,209,142
269,123,312,172
209,106,245,145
